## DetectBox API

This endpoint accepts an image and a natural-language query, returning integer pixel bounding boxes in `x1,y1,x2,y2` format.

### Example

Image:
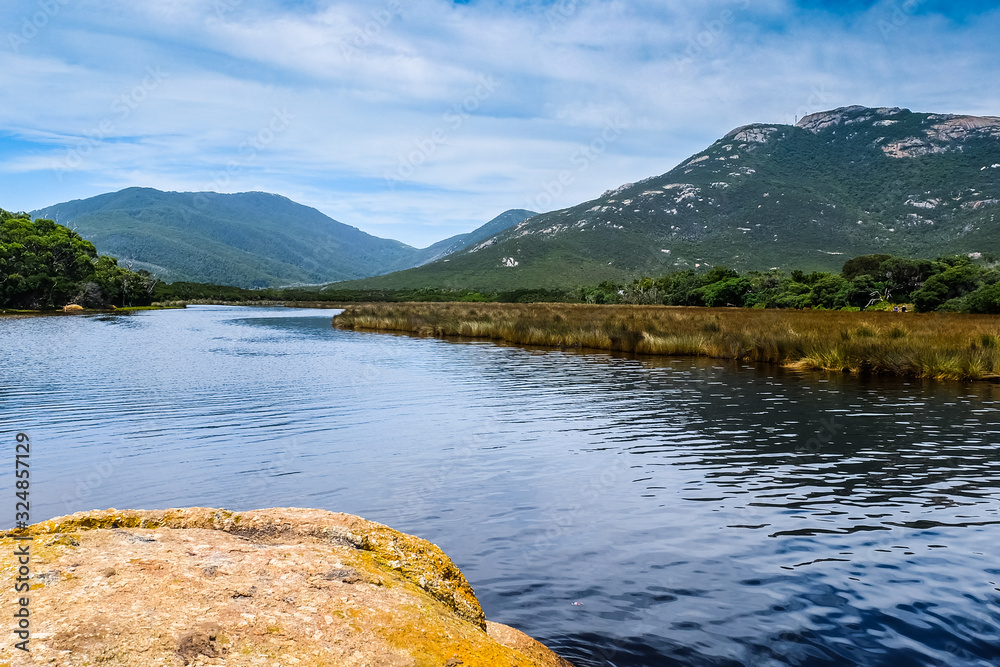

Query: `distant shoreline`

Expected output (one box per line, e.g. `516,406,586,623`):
333,302,1000,382
0,305,186,317
0,301,351,316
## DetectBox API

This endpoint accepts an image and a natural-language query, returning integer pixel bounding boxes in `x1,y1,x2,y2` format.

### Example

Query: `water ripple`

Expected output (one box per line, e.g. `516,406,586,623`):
2,306,999,666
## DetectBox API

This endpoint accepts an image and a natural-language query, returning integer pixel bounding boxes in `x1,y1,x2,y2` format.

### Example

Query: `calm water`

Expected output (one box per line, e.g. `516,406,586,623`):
2,305,999,666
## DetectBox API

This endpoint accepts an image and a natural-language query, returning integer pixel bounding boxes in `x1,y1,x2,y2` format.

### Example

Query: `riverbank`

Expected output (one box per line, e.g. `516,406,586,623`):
1,508,573,666
333,302,1000,381
1,300,342,316
151,300,349,309
0,304,186,317
152,299,285,307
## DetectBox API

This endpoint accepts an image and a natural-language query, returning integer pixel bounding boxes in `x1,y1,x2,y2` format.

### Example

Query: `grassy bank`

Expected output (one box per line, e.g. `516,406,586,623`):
151,299,285,307
333,302,1000,381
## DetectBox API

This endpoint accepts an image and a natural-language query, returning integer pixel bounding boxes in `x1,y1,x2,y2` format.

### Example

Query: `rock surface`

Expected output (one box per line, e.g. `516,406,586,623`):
797,105,1000,158
0,508,573,667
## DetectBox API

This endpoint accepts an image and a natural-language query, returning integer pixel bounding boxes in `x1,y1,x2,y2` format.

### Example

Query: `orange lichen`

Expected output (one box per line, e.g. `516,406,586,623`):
0,508,573,666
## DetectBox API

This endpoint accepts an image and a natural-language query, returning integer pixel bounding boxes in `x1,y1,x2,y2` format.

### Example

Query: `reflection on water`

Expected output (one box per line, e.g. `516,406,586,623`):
2,306,999,666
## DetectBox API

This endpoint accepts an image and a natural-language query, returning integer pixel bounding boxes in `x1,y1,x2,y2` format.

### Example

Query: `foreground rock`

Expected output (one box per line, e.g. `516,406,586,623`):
0,508,573,666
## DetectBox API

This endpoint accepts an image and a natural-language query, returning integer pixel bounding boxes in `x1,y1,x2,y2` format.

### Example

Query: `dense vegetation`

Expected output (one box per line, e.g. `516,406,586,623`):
581,253,1000,314
334,302,1000,381
1,209,156,309
152,281,574,304
148,252,1000,315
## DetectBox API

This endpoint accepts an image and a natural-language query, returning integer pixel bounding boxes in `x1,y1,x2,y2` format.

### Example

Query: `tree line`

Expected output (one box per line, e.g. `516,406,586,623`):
6,206,998,314
1,209,157,309
581,253,1000,314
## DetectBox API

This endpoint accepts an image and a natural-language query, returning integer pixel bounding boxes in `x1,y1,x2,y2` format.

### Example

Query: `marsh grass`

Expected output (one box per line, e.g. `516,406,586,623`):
333,303,1000,381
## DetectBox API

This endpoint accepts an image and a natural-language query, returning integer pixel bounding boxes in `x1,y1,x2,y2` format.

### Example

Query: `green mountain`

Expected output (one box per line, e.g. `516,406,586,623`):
32,188,534,288
410,209,536,267
342,106,1000,291
32,188,414,287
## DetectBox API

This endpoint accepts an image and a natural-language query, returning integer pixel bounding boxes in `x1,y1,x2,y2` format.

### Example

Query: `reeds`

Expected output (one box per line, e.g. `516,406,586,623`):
332,303,1000,381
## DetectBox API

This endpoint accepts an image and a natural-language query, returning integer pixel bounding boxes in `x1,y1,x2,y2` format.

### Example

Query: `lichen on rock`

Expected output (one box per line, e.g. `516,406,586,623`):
1,507,574,667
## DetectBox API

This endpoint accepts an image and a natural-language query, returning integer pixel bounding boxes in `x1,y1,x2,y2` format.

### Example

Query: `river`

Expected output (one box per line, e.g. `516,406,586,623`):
2,305,998,666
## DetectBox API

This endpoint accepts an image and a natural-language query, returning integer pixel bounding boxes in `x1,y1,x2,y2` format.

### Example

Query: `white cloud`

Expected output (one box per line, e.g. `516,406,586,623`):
1,0,998,246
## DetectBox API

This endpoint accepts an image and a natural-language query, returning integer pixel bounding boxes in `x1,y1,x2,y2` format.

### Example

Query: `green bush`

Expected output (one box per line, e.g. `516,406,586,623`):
702,277,752,307
585,253,997,314
964,282,1000,314
1,209,156,309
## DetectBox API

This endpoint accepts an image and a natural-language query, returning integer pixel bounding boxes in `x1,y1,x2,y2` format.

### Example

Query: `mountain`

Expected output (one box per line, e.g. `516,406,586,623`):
410,209,536,267
340,106,1000,291
32,188,414,287
31,188,533,287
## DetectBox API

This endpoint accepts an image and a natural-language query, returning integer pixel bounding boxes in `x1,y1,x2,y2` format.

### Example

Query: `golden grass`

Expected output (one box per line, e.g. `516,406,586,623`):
332,302,1000,381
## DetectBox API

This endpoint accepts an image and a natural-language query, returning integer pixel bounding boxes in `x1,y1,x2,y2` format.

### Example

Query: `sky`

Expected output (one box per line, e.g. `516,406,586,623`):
1,0,998,248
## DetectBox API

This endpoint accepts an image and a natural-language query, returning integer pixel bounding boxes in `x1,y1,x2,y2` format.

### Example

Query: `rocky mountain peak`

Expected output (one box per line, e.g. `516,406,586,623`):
790,105,1000,159
925,114,1000,139
723,123,783,144
795,105,907,133
341,104,1000,292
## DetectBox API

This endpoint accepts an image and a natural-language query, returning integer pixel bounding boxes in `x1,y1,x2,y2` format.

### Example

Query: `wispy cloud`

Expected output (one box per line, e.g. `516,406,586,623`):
1,0,998,246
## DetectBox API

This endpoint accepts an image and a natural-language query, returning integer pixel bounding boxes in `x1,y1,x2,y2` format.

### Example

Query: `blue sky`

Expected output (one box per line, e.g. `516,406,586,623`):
1,0,998,247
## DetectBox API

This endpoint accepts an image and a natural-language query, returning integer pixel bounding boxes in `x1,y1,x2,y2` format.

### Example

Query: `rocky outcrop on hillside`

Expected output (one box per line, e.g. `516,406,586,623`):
0,508,573,667
338,104,1000,290
795,105,906,133
797,105,1000,158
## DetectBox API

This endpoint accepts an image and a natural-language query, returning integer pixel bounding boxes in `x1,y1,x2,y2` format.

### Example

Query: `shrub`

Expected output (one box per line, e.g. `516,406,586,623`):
964,283,1000,314
702,278,752,307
